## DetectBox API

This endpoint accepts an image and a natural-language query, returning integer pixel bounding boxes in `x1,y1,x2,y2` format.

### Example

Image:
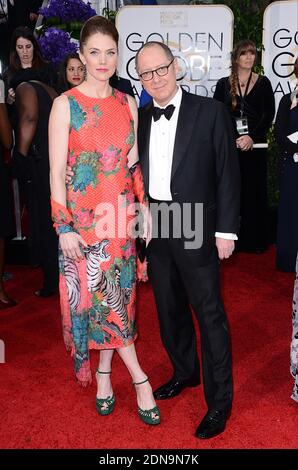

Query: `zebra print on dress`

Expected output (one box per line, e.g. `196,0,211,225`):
85,240,132,339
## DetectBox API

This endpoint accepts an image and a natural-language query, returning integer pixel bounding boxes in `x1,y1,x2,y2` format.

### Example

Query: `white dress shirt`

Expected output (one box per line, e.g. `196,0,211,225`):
149,86,182,201
148,86,237,241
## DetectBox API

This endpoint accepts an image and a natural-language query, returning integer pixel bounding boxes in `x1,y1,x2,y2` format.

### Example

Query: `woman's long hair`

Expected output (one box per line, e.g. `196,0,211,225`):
229,39,256,109
9,26,46,73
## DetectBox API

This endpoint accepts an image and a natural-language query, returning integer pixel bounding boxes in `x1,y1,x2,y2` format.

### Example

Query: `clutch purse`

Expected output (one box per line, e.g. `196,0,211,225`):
136,237,146,263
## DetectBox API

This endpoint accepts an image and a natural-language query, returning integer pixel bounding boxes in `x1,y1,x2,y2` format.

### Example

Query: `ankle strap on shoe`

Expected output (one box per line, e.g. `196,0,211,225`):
133,377,148,386
96,369,111,374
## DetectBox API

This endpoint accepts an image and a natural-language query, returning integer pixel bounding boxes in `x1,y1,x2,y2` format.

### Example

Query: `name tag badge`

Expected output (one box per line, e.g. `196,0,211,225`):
235,116,249,135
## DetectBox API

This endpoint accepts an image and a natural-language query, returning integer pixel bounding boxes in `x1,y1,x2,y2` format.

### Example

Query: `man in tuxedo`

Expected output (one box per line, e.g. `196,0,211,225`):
136,41,240,439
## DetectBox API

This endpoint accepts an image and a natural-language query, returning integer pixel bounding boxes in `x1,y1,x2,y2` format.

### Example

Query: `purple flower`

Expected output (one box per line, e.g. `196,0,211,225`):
38,28,78,69
39,0,96,23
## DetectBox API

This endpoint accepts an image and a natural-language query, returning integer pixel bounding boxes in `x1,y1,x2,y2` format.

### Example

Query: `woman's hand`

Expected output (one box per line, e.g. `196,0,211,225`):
59,232,88,261
236,135,253,151
7,88,15,105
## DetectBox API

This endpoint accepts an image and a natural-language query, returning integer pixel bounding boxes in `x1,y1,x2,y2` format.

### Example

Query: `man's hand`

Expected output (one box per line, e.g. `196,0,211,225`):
65,165,74,184
216,238,235,260
236,135,253,151
140,204,152,247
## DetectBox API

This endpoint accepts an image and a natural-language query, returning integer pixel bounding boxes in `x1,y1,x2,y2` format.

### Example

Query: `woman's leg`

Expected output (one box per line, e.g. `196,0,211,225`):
96,349,114,399
117,343,157,411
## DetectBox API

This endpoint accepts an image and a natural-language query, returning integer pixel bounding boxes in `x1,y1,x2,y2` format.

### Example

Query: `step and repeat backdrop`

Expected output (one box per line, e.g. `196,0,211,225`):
263,0,298,111
116,4,233,100
115,0,298,112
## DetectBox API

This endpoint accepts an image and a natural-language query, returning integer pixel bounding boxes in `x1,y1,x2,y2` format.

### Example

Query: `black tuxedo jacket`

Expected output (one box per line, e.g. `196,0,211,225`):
138,89,240,262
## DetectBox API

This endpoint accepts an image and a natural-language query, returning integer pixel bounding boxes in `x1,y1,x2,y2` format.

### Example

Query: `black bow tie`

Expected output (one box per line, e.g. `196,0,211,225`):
152,104,175,122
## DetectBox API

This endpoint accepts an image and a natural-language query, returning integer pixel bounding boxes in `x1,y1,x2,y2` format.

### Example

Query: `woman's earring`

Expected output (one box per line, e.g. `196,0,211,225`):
83,64,87,80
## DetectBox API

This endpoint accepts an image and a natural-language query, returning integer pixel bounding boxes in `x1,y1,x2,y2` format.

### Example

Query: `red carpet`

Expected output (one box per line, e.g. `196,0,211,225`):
0,246,297,449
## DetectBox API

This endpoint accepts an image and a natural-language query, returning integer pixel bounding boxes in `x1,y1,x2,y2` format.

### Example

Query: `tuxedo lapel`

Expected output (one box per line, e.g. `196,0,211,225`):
171,90,201,180
138,102,153,193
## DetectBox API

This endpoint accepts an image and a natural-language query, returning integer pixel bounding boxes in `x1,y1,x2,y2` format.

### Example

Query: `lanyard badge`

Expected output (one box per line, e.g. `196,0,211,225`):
235,72,252,135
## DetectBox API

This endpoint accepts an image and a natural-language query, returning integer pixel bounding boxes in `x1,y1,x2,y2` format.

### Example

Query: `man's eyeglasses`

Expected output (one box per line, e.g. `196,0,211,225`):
139,58,174,81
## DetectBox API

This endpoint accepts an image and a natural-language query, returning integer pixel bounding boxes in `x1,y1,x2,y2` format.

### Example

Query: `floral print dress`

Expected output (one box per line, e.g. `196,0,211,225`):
56,87,139,385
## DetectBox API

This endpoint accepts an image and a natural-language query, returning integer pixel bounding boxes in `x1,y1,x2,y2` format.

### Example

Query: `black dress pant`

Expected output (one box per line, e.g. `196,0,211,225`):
147,236,233,412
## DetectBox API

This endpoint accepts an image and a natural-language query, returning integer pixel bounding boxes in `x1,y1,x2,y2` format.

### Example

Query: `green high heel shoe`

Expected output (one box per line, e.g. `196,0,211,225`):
95,370,115,416
133,377,161,425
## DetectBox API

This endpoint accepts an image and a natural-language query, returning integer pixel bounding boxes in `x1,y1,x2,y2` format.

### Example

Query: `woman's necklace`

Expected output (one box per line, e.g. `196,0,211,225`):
239,79,248,88
238,73,254,88
238,76,250,87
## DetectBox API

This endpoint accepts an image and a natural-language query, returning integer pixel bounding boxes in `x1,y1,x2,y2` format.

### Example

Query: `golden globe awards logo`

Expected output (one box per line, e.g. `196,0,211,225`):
271,28,298,94
125,30,227,98
117,5,233,100
262,0,298,112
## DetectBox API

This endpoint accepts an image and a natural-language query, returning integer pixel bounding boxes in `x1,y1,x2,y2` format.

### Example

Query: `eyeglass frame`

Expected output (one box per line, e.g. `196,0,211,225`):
138,58,175,81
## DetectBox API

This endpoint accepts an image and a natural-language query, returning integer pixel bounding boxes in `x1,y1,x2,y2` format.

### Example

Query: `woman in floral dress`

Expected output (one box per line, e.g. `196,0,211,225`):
49,16,160,425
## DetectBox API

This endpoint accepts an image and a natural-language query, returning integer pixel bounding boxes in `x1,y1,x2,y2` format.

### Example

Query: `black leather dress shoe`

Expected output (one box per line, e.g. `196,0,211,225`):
153,376,200,400
195,409,230,439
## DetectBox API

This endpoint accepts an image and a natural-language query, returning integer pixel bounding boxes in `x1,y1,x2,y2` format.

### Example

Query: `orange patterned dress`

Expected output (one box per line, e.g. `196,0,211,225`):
52,87,141,385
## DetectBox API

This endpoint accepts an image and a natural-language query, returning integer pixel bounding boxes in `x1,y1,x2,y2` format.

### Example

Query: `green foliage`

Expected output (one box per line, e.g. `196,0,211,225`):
226,1,264,45
102,7,116,23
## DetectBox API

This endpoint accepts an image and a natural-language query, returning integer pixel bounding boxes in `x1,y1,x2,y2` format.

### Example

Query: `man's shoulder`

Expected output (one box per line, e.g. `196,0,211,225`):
138,89,224,119
183,89,224,112
138,100,152,115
